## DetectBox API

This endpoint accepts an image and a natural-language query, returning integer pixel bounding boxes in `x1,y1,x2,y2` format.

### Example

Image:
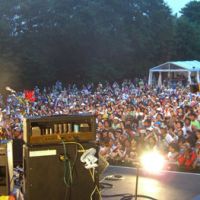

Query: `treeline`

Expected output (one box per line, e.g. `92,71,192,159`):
0,0,200,90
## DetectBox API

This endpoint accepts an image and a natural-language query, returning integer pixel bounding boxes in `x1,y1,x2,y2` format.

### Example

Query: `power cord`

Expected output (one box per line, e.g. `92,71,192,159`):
100,175,134,200
104,174,124,181
67,144,78,200
101,193,134,199
100,175,158,200
100,182,113,189
61,141,73,187
71,144,78,175
102,194,157,200
63,141,102,200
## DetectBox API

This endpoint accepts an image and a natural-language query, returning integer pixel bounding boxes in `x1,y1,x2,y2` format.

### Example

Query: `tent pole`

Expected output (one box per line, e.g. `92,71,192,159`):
196,71,200,83
158,72,162,86
188,71,191,84
148,71,153,85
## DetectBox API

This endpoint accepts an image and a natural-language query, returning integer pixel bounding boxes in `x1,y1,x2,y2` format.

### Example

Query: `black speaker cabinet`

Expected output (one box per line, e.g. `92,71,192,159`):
13,139,24,167
23,142,99,200
0,140,14,195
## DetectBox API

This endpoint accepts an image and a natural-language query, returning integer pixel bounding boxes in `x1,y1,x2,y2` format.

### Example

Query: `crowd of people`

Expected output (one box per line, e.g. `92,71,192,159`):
0,79,200,172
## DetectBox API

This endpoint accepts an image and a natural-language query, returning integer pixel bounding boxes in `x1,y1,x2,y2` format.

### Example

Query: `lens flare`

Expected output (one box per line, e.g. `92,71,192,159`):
140,150,165,173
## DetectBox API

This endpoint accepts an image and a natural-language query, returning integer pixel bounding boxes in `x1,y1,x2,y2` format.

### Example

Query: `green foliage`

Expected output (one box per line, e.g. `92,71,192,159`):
0,0,199,90
175,1,200,60
181,0,200,25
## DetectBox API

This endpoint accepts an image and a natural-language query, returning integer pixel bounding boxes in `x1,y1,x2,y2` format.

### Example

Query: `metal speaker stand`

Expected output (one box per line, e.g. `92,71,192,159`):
134,164,157,200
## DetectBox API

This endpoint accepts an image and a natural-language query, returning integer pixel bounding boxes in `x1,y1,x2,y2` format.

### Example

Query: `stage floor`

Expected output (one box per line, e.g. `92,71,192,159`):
101,166,200,200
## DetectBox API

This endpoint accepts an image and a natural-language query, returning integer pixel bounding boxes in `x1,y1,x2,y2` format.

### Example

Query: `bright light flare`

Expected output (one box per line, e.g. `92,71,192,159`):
140,150,165,173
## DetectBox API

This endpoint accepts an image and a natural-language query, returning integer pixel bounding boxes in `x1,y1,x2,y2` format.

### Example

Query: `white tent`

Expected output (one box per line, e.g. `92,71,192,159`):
148,60,200,86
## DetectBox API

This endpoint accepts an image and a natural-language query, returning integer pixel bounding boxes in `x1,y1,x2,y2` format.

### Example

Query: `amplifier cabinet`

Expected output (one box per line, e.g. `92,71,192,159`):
23,142,99,200
0,140,13,195
23,114,96,145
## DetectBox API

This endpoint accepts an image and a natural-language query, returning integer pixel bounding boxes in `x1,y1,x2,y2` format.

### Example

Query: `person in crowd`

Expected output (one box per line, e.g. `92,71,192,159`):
0,79,200,171
193,140,200,171
178,142,197,171
183,118,192,137
167,143,179,170
189,113,200,130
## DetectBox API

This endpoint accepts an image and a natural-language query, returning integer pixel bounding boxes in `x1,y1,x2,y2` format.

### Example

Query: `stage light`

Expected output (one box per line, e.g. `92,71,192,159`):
140,150,165,173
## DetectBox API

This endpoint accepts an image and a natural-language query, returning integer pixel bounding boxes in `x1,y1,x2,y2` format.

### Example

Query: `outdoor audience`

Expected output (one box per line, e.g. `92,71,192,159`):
0,79,200,172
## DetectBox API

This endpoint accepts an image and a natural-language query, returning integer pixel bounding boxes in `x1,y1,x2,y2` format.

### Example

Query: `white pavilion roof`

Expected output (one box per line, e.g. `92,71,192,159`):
150,60,200,72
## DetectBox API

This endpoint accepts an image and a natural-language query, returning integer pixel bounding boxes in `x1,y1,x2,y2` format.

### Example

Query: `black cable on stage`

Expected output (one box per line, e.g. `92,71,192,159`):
72,144,78,173
61,141,74,200
101,173,158,200
102,194,158,200
66,144,78,200
101,193,133,198
99,182,113,189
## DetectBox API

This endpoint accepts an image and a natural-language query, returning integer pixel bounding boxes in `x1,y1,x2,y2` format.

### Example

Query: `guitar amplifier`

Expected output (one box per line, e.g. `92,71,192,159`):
23,114,96,145
0,140,13,195
23,142,99,200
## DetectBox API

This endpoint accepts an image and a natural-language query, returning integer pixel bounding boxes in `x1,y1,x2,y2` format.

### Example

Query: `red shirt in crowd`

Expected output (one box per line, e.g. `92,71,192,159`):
178,150,197,170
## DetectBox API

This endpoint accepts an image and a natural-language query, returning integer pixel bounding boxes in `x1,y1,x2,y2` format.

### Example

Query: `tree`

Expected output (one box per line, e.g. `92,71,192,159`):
175,1,200,60
181,1,200,25
0,0,192,89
